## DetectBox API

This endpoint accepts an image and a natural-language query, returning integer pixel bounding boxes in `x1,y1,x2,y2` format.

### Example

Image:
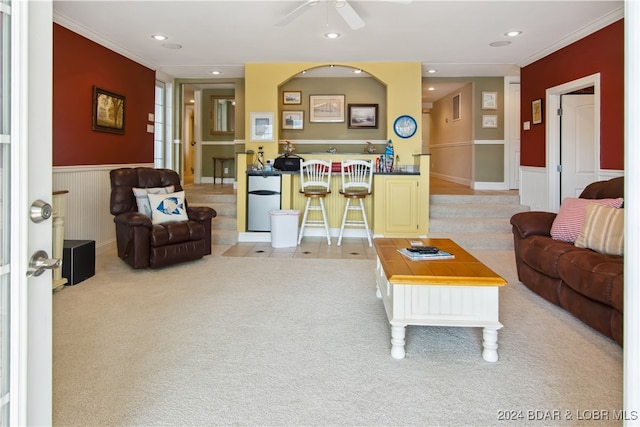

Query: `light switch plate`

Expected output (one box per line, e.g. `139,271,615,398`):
148,113,155,121
523,121,531,130
146,124,154,133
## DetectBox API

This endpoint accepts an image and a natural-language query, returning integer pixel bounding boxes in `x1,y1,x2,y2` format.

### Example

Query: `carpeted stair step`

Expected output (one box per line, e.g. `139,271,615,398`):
212,229,239,245
186,190,239,246
428,192,530,251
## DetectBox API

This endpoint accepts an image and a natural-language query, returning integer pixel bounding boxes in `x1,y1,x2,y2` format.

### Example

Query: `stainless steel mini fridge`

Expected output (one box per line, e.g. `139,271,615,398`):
247,174,281,231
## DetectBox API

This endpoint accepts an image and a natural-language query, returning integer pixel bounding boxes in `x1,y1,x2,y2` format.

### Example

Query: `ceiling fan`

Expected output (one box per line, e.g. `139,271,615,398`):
277,0,411,31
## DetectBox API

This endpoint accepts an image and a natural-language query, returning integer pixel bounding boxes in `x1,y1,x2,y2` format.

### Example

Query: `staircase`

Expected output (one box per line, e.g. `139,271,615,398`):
428,193,530,250
186,188,238,246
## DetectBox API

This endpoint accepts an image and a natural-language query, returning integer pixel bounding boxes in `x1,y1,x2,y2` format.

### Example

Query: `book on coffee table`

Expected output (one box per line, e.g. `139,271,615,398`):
397,248,455,260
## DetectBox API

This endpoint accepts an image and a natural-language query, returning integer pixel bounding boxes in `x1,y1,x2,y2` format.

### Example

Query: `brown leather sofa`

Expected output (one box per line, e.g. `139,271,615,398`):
510,177,624,345
110,167,217,269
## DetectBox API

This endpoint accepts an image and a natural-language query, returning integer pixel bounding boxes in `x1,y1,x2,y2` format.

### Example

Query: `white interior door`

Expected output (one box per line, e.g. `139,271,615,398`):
560,94,596,199
1,1,53,425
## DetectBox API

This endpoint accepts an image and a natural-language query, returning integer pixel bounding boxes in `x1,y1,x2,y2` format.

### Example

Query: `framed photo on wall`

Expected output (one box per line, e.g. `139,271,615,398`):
482,91,497,110
309,94,345,122
282,111,304,130
482,114,498,128
532,98,543,124
348,104,378,129
250,112,274,141
452,93,461,121
92,86,125,134
283,91,301,105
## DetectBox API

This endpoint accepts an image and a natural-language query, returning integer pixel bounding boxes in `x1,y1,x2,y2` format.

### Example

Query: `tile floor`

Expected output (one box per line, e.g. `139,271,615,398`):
222,237,377,260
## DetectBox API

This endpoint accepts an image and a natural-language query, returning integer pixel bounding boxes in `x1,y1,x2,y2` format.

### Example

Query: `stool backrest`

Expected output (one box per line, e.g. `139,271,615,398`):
300,160,332,191
341,160,373,193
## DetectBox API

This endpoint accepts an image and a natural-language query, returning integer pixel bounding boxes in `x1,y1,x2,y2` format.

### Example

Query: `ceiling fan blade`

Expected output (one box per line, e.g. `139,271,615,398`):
335,0,365,30
277,0,320,26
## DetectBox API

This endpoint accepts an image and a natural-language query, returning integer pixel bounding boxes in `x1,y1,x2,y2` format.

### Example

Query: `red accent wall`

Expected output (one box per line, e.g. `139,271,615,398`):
53,24,156,166
520,20,624,169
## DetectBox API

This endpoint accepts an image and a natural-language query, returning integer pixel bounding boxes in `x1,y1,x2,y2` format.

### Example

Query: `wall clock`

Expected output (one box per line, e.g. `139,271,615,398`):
393,115,417,138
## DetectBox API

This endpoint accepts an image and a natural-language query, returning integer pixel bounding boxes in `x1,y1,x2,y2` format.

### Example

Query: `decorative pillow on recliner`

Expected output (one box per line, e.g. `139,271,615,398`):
132,185,175,217
550,197,624,242
147,191,189,224
575,204,624,255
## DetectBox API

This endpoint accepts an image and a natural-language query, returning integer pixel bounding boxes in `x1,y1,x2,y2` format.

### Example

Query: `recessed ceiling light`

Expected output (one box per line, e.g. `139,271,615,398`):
324,32,341,39
428,87,435,91
490,40,511,47
151,34,167,41
505,30,523,37
210,70,222,75
426,69,437,74
353,69,362,74
162,43,182,49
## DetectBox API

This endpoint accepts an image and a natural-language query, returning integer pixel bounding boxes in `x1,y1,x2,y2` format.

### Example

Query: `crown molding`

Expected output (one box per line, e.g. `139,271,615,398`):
53,11,157,71
518,6,624,68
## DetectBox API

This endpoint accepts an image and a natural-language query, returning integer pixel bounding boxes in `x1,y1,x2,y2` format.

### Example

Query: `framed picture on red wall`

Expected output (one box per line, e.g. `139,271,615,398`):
92,86,125,134
532,98,543,125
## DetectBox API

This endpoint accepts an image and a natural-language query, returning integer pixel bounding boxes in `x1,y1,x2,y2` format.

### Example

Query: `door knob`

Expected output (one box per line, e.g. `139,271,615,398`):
27,250,61,277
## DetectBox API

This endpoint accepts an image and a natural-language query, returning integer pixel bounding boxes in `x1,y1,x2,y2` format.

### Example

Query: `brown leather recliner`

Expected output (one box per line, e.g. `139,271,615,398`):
110,167,217,269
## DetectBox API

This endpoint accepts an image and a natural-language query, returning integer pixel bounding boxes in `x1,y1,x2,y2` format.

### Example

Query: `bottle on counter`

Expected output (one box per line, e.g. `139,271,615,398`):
264,160,272,172
384,139,394,172
375,156,380,173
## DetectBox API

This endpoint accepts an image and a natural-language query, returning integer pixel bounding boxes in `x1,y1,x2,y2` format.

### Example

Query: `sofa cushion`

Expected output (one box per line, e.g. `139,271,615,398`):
516,235,584,279
550,197,624,242
575,204,624,256
557,250,623,313
132,185,174,217
148,191,189,224
150,220,205,247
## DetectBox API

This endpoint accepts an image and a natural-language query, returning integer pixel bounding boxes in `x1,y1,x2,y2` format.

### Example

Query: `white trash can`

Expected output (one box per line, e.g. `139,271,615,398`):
269,209,300,248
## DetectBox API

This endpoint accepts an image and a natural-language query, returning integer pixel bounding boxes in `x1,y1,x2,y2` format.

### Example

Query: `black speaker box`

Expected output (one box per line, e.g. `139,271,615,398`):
62,240,95,285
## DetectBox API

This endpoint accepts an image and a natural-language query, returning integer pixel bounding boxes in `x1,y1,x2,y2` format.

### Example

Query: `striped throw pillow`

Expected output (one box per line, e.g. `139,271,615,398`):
550,197,624,242
575,204,624,255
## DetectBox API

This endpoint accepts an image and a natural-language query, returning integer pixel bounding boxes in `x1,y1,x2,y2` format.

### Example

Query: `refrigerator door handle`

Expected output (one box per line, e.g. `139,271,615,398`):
248,190,281,196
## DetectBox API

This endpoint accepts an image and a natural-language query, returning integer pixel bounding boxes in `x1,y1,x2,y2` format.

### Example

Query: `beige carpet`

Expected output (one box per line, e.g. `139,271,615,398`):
52,248,622,426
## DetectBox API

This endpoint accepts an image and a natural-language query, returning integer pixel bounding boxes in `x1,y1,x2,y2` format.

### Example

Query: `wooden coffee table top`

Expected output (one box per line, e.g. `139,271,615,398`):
373,238,507,287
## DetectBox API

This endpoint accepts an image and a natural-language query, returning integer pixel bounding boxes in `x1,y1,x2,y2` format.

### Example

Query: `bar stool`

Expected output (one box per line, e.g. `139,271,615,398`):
337,159,373,247
298,160,332,245
212,157,234,185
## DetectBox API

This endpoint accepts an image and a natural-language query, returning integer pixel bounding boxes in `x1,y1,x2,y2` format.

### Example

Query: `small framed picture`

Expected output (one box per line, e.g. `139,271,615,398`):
348,104,378,129
283,91,301,105
92,86,125,134
452,93,461,121
309,94,345,122
482,91,497,110
282,110,304,130
532,98,543,124
482,114,498,128
250,112,274,141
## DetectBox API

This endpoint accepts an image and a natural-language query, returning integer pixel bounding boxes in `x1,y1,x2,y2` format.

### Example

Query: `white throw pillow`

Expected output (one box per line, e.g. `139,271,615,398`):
147,191,188,224
132,185,174,217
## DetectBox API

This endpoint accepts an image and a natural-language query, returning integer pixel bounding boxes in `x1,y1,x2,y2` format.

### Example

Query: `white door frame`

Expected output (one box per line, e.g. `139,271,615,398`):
10,0,53,424
545,73,601,212
504,76,520,190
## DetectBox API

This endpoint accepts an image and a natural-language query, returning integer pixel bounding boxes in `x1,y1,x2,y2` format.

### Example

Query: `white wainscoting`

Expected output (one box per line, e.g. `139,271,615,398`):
53,163,153,254
520,166,549,211
520,167,625,212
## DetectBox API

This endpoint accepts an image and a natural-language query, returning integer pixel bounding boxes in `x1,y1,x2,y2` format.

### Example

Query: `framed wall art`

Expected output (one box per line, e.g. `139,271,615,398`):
482,91,497,110
532,98,543,124
282,111,304,130
452,93,461,121
309,94,345,122
283,91,301,105
250,112,274,141
348,104,378,129
482,114,498,128
92,86,125,134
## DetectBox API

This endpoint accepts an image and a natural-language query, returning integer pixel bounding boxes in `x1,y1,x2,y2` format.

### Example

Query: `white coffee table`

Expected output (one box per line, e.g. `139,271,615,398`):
373,238,507,362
